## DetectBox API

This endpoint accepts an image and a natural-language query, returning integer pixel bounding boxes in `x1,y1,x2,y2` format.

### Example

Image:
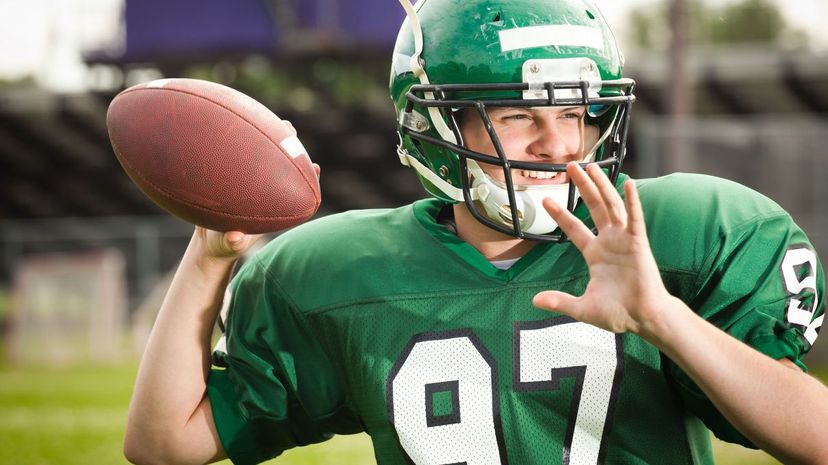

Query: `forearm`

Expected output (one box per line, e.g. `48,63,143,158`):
642,297,828,465
125,231,235,464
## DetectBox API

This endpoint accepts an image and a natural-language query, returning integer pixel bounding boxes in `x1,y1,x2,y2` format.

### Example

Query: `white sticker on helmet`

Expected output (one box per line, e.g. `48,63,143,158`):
499,25,603,52
280,135,308,159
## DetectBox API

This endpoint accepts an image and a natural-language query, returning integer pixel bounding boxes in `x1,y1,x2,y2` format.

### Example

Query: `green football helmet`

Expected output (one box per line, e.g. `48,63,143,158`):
390,0,635,242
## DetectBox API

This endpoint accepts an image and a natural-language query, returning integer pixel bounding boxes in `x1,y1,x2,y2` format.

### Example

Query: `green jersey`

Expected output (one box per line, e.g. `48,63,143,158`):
208,173,824,465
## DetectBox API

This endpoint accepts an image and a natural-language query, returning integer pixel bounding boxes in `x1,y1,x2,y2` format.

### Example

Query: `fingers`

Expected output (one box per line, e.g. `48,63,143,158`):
195,227,260,259
312,163,321,179
566,162,610,227
222,231,261,258
542,197,593,250
585,164,626,226
569,162,627,227
543,162,624,249
532,290,581,319
623,179,647,237
224,230,245,246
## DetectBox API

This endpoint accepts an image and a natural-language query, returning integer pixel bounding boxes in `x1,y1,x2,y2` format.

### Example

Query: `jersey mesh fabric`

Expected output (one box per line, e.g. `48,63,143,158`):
208,172,824,465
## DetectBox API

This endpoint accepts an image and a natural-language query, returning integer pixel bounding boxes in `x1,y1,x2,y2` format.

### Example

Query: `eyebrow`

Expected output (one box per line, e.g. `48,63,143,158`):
485,106,588,117
491,106,586,112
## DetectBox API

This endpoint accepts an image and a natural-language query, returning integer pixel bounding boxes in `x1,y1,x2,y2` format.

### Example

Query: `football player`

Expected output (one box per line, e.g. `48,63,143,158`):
124,0,828,464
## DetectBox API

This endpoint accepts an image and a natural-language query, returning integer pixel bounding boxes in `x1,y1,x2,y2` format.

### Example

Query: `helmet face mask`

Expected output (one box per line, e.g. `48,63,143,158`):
391,0,636,242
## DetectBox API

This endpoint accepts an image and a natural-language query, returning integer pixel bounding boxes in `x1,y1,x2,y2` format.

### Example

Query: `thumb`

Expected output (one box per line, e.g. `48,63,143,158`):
225,230,244,246
532,291,580,317
221,230,258,256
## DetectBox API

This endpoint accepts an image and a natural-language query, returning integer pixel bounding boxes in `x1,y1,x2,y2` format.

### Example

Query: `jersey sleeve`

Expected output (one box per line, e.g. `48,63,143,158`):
666,211,825,447
206,257,363,465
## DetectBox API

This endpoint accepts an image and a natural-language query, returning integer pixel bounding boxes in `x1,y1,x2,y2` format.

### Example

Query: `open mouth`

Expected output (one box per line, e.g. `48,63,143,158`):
471,161,572,189
514,169,568,186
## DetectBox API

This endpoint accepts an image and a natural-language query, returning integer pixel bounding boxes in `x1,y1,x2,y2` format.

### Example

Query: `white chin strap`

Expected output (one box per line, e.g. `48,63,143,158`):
466,129,608,235
468,161,581,235
398,145,602,236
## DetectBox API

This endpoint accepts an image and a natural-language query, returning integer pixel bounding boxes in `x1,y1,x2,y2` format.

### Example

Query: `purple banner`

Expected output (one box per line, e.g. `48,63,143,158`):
121,0,406,61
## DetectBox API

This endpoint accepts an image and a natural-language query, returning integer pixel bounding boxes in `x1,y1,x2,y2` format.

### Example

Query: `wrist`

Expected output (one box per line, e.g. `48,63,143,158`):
194,253,239,273
634,293,692,348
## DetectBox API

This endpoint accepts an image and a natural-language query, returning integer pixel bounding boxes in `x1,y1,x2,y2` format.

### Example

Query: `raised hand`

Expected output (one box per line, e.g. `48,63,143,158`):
532,162,676,336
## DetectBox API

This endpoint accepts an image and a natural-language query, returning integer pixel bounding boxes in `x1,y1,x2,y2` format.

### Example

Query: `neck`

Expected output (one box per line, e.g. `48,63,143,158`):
453,203,537,261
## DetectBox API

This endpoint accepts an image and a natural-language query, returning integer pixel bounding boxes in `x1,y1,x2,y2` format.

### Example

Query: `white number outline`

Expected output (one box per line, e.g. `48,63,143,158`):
780,246,822,345
386,329,509,465
514,317,624,465
386,319,624,465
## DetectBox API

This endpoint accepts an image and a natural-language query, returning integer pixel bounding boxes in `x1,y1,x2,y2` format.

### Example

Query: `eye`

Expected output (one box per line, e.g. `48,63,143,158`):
490,109,532,124
504,112,530,120
561,108,586,120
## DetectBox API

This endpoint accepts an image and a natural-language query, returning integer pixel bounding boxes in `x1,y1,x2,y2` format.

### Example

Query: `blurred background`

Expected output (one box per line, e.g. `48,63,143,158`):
0,0,825,464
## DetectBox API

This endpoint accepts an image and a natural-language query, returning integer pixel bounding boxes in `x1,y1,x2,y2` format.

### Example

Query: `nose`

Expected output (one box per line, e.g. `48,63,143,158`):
526,116,576,162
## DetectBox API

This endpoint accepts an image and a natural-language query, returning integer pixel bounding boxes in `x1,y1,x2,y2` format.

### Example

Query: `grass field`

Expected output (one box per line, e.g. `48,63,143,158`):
0,361,800,465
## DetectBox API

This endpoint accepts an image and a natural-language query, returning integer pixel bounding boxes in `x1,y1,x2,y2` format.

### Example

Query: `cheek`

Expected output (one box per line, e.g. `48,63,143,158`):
550,125,593,159
584,125,600,149
459,124,506,179
461,124,495,155
465,124,530,158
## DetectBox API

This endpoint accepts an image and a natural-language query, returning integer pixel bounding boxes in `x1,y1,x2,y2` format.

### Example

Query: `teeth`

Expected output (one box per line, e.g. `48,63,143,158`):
520,170,559,179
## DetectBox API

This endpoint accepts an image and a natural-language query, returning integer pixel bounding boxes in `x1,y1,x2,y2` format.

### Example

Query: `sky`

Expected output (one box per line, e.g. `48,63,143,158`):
0,0,825,92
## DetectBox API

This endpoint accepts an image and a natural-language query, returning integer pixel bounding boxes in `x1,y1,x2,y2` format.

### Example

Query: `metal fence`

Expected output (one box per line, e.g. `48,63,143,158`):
633,115,828,260
0,215,194,305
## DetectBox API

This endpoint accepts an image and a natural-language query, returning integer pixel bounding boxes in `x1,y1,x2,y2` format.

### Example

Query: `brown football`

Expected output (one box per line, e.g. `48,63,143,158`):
107,78,320,233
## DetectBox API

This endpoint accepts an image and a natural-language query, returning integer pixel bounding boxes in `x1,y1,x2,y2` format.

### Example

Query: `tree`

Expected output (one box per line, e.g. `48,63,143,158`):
628,0,807,50
705,0,784,44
